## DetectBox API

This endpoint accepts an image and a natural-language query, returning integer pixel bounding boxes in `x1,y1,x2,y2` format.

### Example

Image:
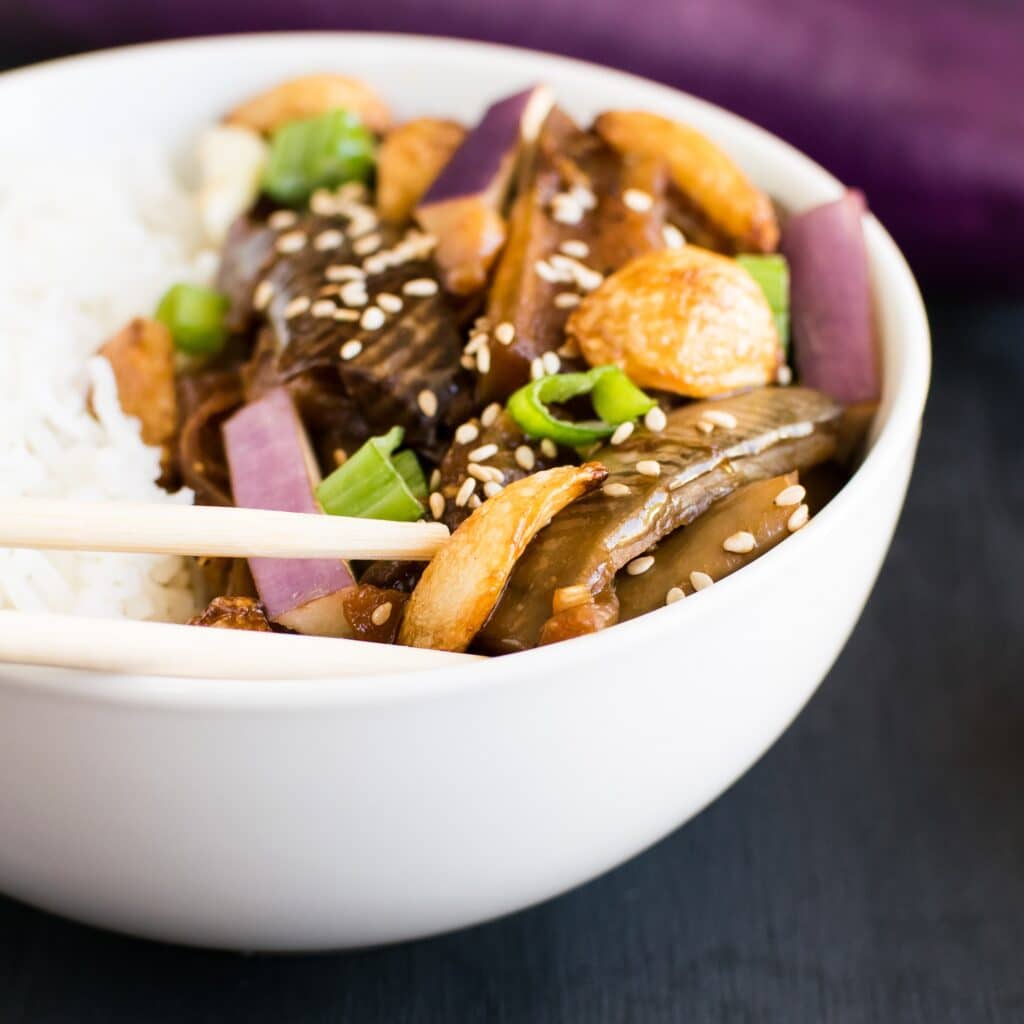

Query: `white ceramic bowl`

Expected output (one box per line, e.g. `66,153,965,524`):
0,33,929,950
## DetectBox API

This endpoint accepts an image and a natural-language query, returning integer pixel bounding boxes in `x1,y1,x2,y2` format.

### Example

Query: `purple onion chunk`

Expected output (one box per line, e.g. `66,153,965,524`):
782,190,880,407
223,387,356,636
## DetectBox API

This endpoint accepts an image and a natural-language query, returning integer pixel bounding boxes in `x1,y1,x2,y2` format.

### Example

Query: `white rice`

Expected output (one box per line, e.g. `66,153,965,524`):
0,149,214,621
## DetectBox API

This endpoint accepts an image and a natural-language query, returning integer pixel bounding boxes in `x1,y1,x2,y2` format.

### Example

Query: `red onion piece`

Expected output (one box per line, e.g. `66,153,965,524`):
782,191,880,406
223,387,356,635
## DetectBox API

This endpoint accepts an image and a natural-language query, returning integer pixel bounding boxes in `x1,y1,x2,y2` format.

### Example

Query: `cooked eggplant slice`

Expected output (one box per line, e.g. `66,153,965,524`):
476,108,668,403
477,387,841,653
432,408,564,532
616,472,802,620
218,192,475,459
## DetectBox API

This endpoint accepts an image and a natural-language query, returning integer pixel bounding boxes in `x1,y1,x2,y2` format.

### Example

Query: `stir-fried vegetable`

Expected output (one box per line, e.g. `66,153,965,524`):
262,109,375,205
155,283,230,356
399,463,608,652
506,366,655,446
316,427,427,522
737,254,790,350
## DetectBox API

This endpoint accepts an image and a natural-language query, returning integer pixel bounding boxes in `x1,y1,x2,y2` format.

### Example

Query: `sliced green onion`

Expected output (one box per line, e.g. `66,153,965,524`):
315,427,425,522
506,366,655,446
737,254,790,350
391,449,428,502
155,283,230,355
262,109,375,206
590,366,657,424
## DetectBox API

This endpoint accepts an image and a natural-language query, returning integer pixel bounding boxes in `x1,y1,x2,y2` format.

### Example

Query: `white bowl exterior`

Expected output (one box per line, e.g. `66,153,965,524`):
0,34,929,950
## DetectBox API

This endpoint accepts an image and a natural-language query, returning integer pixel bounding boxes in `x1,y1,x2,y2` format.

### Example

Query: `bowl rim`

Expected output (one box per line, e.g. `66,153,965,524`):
0,31,931,709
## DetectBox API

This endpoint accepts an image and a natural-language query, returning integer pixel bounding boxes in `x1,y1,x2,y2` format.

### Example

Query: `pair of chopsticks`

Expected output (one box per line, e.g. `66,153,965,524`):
0,498,478,677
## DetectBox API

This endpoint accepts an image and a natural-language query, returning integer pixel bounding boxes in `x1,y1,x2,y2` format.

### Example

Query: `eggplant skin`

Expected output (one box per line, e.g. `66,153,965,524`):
478,386,841,653
615,472,800,621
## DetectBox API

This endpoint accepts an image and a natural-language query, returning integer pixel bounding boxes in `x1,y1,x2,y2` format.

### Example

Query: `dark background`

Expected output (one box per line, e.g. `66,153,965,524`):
2,4,1023,1020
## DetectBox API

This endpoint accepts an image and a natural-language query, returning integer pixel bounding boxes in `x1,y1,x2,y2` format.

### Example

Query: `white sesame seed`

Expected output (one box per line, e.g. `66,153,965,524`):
268,209,298,230
494,321,516,346
429,468,441,491
468,443,499,463
554,292,581,309
363,255,388,275
623,188,654,212
403,277,439,297
666,587,685,605
662,223,686,249
347,211,379,239
575,266,604,292
483,465,504,483
371,602,393,627
777,364,794,385
455,423,480,445
360,306,386,330
314,228,344,251
283,296,311,318
626,555,656,576
309,300,336,318
774,484,807,507
611,421,634,446
551,194,584,225
340,282,368,307
514,446,535,471
723,531,756,554
644,407,667,432
559,239,590,259
276,230,306,254
468,494,482,509
253,279,274,311
476,344,491,374
690,570,714,592
339,339,363,360
481,403,502,428
353,233,381,256
455,477,477,507
467,463,491,482
603,482,630,497
460,354,476,370
570,184,597,210
377,292,403,314
310,190,339,216
534,259,563,283
787,504,810,532
636,459,661,477
326,264,365,282
530,357,545,380
333,309,360,323
697,420,715,435
542,351,562,376
464,334,486,356
540,438,558,458
483,481,504,499
417,389,438,418
429,492,445,520
703,409,738,429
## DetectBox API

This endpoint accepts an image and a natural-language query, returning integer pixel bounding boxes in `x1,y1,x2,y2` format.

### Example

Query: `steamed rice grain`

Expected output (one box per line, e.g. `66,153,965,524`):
0,151,211,621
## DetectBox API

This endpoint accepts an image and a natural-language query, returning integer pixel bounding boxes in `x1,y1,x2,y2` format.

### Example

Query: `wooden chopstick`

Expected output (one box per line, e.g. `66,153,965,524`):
0,611,481,679
0,498,449,561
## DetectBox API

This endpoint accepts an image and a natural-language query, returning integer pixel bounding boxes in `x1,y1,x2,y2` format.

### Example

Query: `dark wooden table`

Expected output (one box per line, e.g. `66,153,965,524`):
2,296,1022,1021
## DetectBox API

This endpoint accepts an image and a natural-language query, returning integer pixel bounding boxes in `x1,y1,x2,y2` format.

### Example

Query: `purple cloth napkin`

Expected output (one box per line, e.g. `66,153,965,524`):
9,0,1023,289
